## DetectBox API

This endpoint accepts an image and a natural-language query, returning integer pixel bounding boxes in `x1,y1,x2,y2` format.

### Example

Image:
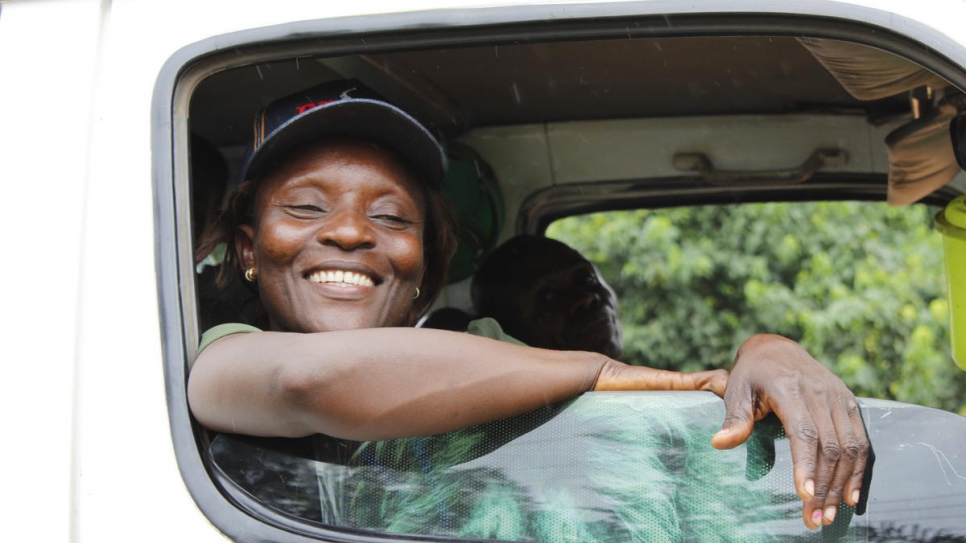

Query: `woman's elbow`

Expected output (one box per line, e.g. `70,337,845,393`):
271,359,364,436
272,357,333,409
273,360,396,440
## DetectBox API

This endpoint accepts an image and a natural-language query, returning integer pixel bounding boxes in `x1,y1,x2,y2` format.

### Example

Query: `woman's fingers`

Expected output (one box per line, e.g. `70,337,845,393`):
711,379,758,450
826,397,871,514
773,394,846,530
802,398,852,529
789,394,870,528
723,334,872,530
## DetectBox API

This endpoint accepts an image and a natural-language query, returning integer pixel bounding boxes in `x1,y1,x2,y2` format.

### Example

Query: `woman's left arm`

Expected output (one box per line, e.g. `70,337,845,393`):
710,334,871,531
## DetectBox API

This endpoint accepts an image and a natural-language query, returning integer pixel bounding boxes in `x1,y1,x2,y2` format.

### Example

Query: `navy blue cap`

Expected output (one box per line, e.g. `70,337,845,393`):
241,79,446,187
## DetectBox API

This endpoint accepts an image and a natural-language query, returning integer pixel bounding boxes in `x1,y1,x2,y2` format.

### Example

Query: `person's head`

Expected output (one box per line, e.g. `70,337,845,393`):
471,235,623,358
197,80,457,332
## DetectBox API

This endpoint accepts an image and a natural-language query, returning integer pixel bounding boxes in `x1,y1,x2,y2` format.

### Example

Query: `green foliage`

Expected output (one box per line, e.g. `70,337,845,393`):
548,202,966,414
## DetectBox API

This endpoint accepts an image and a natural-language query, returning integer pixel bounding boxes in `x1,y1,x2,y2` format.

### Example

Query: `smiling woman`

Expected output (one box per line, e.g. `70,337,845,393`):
194,79,457,331
186,78,871,533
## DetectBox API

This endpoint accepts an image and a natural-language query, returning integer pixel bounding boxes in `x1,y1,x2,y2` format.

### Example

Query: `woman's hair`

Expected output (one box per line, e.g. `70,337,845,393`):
411,184,458,323
194,140,458,328
194,177,256,289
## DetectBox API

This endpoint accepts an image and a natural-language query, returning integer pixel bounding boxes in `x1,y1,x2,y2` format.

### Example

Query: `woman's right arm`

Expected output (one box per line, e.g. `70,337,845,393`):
187,327,725,440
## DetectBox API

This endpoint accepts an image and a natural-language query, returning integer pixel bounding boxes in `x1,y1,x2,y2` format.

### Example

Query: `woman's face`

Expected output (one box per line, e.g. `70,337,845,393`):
237,139,427,333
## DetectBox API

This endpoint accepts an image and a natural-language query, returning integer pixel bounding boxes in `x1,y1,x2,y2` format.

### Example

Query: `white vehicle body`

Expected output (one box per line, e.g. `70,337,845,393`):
2,0,966,542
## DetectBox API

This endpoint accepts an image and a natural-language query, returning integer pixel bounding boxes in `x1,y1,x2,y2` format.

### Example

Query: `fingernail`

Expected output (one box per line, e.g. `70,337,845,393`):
850,489,860,505
811,510,823,525
804,479,815,498
716,427,731,435
824,506,836,524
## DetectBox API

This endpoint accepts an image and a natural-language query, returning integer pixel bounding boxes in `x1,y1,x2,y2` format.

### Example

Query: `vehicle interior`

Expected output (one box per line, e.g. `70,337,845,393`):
167,11,966,543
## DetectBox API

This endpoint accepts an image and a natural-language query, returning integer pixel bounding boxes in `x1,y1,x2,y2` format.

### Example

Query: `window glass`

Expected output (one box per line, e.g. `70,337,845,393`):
548,202,966,414
211,393,966,541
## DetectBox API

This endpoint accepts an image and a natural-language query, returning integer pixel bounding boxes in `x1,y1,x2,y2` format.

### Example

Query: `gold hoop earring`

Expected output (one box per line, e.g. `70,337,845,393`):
413,287,420,300
244,267,258,282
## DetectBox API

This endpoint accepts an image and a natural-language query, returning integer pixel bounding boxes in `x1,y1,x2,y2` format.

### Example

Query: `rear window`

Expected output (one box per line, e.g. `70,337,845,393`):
548,201,966,414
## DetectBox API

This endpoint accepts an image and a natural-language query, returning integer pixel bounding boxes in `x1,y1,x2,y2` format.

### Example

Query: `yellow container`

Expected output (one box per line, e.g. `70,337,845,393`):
936,195,966,370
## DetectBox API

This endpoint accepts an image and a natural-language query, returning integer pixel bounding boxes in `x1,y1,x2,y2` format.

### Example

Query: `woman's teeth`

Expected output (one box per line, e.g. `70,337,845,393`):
308,270,375,287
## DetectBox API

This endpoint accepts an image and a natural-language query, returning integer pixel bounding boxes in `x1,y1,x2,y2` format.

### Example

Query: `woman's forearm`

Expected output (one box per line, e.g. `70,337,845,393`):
188,327,727,440
188,328,607,439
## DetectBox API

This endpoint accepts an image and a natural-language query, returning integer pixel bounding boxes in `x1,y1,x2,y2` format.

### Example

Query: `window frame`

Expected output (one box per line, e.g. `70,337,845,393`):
520,175,965,234
153,4,966,542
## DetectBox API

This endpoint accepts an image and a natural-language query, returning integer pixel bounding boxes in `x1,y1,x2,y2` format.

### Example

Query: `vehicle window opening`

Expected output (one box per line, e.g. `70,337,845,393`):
172,20,966,543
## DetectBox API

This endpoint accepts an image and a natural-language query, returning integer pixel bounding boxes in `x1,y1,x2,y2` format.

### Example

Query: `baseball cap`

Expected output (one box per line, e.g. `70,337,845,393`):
241,79,446,187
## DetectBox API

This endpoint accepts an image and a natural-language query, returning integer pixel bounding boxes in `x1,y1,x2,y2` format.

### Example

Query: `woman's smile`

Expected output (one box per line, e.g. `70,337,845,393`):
306,269,376,301
307,270,376,287
303,262,380,301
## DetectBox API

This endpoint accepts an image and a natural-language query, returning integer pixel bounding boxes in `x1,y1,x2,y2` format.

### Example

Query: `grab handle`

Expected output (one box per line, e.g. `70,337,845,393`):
672,149,848,185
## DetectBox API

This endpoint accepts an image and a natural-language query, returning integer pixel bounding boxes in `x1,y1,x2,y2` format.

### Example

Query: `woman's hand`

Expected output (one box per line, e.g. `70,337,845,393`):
710,334,871,530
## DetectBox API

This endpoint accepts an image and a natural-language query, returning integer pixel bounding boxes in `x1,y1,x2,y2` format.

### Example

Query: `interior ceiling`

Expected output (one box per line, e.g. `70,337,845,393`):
190,36,906,149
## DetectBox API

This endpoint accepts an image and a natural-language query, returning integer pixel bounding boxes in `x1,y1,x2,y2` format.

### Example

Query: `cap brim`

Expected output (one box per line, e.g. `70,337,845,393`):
243,98,445,187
